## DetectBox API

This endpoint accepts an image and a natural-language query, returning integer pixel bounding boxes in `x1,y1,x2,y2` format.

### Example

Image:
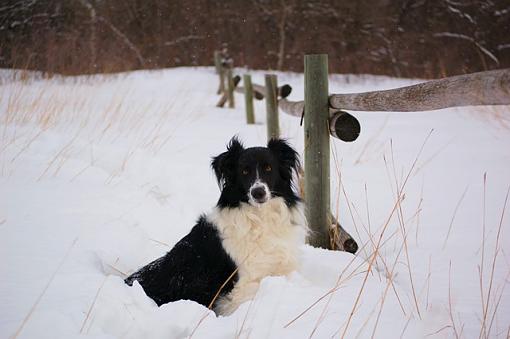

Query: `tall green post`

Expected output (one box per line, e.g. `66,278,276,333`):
304,54,330,248
243,74,255,124
265,74,279,140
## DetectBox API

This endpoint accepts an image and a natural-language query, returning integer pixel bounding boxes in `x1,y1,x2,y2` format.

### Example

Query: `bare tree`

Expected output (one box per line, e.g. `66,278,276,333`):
0,0,508,76
254,0,296,70
76,0,97,70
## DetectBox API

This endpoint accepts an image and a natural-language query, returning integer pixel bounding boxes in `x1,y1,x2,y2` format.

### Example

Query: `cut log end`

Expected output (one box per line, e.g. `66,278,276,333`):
330,221,358,254
343,238,359,254
329,220,358,254
279,84,292,99
254,91,264,100
329,111,361,142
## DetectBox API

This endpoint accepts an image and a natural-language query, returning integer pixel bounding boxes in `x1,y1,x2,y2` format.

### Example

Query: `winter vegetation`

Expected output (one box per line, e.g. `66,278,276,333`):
1,67,509,338
1,0,509,77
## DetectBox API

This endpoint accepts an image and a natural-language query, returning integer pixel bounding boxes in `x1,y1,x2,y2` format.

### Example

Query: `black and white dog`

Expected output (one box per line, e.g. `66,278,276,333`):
125,137,307,314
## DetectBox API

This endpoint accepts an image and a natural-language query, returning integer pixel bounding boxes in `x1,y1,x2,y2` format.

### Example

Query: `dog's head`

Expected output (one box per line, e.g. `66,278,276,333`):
212,137,300,208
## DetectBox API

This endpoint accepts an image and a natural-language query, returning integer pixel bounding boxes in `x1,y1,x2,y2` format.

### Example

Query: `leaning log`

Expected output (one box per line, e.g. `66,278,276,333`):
236,83,292,100
216,75,241,108
329,68,510,112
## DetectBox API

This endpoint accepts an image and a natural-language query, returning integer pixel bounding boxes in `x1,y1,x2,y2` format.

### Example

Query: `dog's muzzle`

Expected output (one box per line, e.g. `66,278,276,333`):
249,183,270,204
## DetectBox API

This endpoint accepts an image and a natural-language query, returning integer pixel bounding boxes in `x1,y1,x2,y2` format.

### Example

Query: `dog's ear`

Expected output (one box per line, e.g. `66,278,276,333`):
211,136,244,188
267,138,300,181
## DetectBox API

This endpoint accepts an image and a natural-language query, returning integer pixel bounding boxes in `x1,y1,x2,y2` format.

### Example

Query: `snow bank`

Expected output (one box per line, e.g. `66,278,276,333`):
1,67,509,338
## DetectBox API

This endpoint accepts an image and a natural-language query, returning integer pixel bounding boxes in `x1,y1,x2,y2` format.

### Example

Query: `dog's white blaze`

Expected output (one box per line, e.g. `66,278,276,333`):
208,197,307,315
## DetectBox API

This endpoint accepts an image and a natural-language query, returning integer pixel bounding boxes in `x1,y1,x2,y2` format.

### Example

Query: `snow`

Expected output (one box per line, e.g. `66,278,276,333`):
1,67,509,338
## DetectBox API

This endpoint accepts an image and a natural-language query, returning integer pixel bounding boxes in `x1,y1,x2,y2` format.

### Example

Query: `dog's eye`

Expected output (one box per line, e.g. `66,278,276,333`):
265,165,272,172
242,169,249,175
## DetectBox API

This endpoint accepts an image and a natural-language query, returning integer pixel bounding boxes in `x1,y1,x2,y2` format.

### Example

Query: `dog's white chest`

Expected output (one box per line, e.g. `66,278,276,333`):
208,198,306,314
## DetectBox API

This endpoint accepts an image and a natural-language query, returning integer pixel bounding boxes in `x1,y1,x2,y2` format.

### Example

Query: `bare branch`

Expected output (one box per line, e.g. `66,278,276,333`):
164,35,203,47
76,0,97,69
97,16,145,67
434,32,499,65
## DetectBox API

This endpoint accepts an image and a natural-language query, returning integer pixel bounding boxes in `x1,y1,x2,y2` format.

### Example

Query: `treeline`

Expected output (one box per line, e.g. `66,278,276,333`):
1,0,509,78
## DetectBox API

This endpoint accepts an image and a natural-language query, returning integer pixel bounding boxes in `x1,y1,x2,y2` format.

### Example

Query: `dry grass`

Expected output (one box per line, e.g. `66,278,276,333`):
11,238,78,338
388,138,423,320
80,273,110,334
0,70,183,182
333,128,507,339
235,299,256,339
285,131,437,338
479,184,509,339
284,253,369,329
346,132,431,338
324,123,508,338
448,261,462,338
354,115,390,165
442,185,469,249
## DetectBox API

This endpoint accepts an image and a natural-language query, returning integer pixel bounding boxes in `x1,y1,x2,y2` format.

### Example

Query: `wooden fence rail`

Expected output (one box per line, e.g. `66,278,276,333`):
277,68,510,115
330,68,510,112
235,86,264,100
278,68,509,143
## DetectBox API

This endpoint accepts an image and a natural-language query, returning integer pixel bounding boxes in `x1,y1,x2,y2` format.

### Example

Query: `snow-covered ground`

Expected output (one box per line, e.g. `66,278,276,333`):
1,67,509,338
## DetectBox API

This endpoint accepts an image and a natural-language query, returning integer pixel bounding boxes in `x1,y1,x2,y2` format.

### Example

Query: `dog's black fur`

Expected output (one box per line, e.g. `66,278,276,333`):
124,216,237,307
125,137,301,311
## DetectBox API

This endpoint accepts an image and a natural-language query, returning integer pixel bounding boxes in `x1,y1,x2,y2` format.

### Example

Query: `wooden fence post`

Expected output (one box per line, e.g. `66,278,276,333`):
226,67,235,108
304,54,330,248
265,74,279,140
214,50,221,74
217,72,225,96
215,51,226,95
243,74,255,124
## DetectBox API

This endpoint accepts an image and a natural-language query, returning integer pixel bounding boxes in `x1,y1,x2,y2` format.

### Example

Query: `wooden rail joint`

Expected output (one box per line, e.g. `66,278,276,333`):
329,110,361,142
279,94,361,143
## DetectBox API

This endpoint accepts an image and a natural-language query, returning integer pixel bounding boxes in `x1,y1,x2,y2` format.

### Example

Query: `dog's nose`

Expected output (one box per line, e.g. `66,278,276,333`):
343,238,358,254
250,187,266,201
